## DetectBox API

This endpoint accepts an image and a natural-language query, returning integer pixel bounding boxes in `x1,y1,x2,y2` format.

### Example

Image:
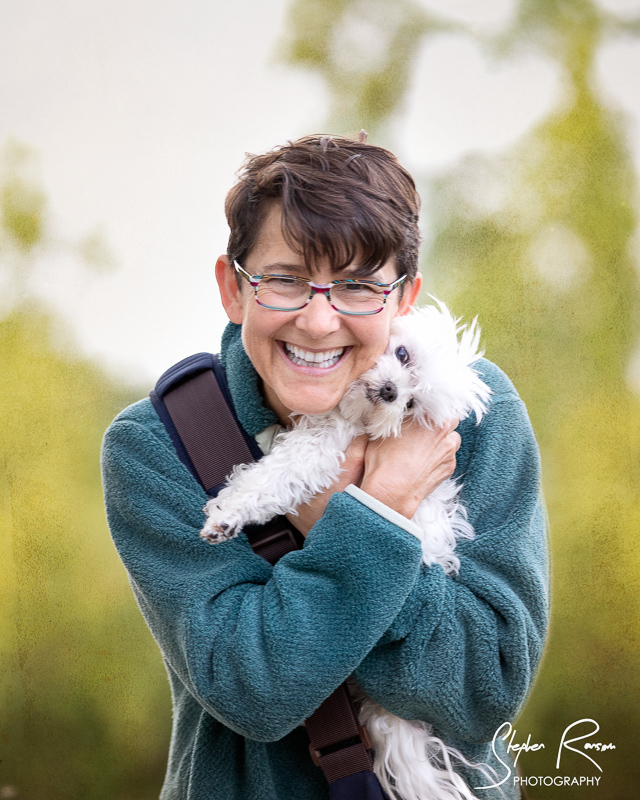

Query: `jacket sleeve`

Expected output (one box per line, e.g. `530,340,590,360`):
101,399,423,743
353,380,549,745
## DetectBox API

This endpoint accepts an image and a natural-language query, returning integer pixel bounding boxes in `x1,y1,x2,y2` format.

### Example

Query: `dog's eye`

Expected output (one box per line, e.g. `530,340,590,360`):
395,346,410,364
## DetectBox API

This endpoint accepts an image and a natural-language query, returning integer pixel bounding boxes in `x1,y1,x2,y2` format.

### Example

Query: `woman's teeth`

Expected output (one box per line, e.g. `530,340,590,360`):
284,343,345,369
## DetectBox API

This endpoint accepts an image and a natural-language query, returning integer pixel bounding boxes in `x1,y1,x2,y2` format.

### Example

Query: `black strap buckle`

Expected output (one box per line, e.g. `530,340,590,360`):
245,523,301,565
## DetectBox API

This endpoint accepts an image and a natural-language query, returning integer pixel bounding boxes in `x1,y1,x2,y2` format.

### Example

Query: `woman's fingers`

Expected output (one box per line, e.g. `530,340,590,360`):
360,419,462,520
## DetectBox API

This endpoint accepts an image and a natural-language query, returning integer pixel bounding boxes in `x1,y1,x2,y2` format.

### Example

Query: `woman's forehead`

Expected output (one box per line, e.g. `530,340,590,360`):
247,199,399,280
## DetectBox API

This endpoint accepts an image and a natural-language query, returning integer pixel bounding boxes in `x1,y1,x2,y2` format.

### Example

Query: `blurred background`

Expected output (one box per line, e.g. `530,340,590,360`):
1,0,639,798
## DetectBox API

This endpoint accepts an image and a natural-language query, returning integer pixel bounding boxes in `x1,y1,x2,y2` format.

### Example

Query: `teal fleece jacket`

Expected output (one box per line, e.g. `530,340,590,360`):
101,323,548,800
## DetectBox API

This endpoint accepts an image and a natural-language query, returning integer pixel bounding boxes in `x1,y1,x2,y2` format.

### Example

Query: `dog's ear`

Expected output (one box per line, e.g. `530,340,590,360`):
389,312,412,340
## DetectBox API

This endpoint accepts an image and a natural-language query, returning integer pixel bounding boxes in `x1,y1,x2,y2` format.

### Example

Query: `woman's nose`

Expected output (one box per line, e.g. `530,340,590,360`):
294,291,342,338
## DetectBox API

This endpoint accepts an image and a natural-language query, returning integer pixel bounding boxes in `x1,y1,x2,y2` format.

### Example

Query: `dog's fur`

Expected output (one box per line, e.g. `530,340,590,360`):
200,301,494,800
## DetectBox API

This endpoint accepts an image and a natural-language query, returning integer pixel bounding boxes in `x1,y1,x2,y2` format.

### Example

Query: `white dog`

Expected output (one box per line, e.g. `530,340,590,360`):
200,301,494,800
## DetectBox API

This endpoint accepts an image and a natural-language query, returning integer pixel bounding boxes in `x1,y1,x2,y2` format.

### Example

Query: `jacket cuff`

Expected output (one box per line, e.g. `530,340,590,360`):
343,484,423,541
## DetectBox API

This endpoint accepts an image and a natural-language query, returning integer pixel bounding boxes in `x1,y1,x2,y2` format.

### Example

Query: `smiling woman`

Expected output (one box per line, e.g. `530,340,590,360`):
101,133,549,800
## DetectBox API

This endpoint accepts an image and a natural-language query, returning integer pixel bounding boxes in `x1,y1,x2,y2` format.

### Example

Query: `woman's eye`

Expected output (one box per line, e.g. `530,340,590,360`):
395,346,410,364
271,277,298,286
262,276,304,290
339,283,379,295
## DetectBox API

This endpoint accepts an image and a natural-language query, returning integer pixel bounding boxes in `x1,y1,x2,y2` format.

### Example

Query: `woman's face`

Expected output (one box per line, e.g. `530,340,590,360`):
216,204,421,424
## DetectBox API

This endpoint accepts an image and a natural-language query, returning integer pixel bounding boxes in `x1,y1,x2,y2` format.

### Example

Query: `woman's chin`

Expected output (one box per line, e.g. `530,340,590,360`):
285,391,340,417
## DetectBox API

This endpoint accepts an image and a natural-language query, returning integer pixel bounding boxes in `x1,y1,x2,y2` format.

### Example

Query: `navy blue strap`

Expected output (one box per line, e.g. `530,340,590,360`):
150,352,262,495
329,771,390,799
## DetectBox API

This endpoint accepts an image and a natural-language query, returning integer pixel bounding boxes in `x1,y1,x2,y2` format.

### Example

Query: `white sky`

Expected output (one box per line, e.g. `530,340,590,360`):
1,0,639,386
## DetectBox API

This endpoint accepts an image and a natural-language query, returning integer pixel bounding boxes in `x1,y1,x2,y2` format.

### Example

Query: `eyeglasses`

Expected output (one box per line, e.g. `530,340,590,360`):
234,262,407,316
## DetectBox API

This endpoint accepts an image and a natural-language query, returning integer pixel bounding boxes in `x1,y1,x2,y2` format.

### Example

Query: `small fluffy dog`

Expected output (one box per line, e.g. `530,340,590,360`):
200,301,494,800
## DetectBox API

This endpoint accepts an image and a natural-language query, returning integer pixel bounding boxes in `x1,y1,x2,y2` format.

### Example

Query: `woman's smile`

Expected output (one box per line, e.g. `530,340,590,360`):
279,341,351,371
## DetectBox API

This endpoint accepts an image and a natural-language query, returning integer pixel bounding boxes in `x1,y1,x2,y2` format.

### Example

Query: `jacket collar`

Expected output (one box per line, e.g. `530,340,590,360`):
220,322,279,437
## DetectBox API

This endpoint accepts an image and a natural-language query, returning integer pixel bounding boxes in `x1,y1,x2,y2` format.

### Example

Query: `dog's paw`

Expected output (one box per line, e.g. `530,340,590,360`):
200,504,243,544
199,520,234,544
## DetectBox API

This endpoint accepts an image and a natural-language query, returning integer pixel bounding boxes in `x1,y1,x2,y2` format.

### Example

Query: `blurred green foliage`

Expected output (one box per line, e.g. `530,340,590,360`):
0,143,170,799
280,0,457,138
282,0,640,797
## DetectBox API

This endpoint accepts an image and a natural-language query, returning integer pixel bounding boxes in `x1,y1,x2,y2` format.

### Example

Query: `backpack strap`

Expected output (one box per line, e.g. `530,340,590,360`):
150,354,378,789
150,352,261,495
306,683,375,782
150,353,304,562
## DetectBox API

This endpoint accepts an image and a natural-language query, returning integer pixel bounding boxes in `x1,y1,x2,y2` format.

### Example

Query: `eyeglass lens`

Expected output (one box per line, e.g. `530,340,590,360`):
255,276,387,313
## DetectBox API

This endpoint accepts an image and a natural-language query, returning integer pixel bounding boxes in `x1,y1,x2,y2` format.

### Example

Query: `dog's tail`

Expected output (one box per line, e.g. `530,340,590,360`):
357,693,500,800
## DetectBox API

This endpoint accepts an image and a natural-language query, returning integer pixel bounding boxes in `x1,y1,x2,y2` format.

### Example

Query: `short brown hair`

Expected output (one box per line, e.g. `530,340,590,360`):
224,134,421,281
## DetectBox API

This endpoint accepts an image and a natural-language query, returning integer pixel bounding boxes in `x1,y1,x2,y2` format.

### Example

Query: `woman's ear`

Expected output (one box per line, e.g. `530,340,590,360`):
397,271,422,316
215,256,245,324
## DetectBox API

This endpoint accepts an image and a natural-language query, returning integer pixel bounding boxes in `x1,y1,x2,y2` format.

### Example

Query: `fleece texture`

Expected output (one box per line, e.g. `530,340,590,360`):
101,322,549,800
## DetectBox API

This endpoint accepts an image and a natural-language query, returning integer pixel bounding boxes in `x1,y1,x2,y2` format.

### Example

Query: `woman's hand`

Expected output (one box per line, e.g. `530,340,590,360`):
286,419,460,535
360,419,461,520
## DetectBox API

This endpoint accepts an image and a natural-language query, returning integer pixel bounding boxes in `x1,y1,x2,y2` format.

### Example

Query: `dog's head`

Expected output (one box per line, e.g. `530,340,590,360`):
338,301,491,439
338,335,417,439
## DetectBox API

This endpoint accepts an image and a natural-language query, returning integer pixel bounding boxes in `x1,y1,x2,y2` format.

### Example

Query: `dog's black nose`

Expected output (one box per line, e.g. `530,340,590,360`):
379,381,398,403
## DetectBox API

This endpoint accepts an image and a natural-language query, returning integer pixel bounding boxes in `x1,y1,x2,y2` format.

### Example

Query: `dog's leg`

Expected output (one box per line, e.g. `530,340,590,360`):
201,413,355,541
410,479,475,574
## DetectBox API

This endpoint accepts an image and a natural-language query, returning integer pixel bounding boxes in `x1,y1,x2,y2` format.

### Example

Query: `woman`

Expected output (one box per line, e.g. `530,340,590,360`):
101,133,548,800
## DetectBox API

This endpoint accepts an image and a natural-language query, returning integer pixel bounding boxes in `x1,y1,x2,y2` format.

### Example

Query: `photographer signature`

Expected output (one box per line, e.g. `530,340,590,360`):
475,718,615,790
